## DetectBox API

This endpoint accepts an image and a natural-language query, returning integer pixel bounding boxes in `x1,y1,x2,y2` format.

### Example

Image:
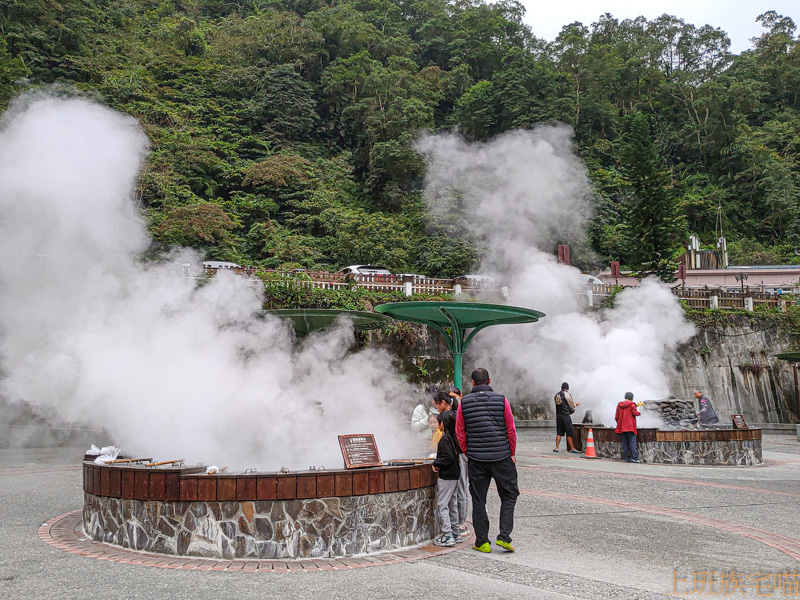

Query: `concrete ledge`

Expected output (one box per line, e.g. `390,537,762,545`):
516,420,555,428
749,423,796,435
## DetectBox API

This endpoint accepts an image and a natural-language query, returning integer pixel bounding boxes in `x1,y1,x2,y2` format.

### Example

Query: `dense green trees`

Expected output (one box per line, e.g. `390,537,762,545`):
1,1,799,275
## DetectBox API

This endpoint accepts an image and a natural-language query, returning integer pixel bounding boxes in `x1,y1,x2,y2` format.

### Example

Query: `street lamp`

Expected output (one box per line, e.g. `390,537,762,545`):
735,272,748,294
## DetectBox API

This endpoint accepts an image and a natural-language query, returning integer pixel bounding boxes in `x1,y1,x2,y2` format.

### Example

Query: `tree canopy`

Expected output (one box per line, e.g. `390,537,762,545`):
1,2,799,273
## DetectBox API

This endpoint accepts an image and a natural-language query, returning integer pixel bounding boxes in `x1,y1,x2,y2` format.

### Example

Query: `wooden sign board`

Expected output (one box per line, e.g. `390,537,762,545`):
338,434,382,469
731,414,749,429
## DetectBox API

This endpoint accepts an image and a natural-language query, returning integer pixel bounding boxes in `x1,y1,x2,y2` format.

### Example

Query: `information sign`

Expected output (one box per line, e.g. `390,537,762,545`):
338,434,382,469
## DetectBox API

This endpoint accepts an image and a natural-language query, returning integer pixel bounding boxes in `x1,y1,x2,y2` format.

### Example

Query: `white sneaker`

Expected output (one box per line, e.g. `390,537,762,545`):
433,534,456,547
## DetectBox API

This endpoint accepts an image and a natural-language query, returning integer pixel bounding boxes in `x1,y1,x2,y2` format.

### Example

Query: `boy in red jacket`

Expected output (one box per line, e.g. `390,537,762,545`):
615,392,641,463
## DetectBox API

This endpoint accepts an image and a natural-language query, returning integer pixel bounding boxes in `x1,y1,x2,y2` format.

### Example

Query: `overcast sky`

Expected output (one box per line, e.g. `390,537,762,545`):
519,0,799,53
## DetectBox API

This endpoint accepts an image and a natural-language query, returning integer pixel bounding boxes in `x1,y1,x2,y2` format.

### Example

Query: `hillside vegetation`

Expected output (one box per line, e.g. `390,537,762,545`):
1,1,799,275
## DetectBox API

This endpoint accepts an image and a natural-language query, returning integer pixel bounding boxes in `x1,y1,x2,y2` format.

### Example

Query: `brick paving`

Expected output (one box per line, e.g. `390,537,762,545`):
517,463,800,499
517,488,800,562
38,510,465,572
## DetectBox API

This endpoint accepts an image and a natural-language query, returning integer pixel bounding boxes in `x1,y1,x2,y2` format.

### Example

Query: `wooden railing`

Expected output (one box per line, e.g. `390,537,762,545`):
204,268,504,296
588,284,787,311
205,269,789,310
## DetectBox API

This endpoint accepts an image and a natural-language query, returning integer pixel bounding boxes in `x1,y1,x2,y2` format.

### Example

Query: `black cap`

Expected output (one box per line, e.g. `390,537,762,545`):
624,392,634,400
561,382,569,390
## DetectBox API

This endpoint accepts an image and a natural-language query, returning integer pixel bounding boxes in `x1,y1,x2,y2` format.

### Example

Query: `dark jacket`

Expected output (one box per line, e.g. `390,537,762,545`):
697,395,719,424
554,390,576,416
615,400,640,434
456,384,516,462
432,432,461,480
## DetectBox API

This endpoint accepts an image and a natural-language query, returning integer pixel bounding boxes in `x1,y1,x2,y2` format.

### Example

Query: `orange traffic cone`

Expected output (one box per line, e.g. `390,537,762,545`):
582,428,599,459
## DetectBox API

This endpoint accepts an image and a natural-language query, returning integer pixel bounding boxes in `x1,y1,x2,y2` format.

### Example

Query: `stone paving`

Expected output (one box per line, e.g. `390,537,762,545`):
2,431,800,599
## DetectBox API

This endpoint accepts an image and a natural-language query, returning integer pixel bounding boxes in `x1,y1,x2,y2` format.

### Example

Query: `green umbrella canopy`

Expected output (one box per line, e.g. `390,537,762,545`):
266,309,390,336
776,352,800,362
375,301,545,389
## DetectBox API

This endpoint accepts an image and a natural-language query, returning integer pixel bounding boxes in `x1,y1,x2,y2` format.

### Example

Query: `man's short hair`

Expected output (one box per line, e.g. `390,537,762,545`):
471,368,490,385
624,392,634,400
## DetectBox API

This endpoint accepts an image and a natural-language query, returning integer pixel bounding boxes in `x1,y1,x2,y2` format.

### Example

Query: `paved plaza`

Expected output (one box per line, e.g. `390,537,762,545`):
2,430,799,599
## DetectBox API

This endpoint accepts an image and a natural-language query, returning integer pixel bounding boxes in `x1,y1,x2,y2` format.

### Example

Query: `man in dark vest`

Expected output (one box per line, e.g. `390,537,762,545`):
456,367,519,553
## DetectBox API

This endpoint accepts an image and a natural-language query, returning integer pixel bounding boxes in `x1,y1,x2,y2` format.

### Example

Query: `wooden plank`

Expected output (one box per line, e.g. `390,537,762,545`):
335,473,353,496
352,472,369,496
316,474,335,498
256,476,277,500
408,466,421,489
276,476,297,500
121,469,136,499
100,467,110,496
397,468,410,491
296,475,316,499
165,472,181,501
108,467,122,498
369,470,385,494
197,477,217,501
180,477,198,502
149,472,166,501
384,470,398,493
236,476,257,501
217,477,237,501
134,471,149,500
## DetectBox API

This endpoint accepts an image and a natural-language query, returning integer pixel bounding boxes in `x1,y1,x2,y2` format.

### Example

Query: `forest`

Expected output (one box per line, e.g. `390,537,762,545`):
1,0,799,276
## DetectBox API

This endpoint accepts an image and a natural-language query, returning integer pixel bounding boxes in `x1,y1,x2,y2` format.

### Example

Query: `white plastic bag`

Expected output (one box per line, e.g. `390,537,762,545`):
93,446,122,464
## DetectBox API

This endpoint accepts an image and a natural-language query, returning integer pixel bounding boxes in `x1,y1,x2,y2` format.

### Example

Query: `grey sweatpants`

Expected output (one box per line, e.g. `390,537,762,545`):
436,478,459,536
457,453,469,524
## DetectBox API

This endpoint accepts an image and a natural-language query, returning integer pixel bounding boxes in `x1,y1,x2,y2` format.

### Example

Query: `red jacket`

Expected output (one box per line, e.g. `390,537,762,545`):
615,400,640,434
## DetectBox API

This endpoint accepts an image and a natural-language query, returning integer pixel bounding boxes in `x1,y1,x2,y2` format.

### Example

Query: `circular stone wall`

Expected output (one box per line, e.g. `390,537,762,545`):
576,427,763,465
82,463,436,559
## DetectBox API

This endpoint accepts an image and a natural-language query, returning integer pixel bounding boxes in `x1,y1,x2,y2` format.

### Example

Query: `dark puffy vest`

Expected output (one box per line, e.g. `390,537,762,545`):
460,385,510,461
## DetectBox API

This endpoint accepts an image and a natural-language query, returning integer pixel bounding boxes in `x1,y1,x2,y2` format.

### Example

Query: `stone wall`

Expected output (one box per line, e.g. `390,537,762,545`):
671,315,797,424
83,487,436,559
584,427,763,466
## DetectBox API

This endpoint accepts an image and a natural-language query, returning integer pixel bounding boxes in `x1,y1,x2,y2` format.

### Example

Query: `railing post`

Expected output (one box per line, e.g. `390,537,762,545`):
401,274,413,297
709,294,719,310
586,287,594,307
744,296,754,311
454,283,462,295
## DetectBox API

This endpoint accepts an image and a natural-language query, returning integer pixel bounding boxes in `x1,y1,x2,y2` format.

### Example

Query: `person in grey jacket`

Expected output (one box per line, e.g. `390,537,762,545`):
694,389,719,425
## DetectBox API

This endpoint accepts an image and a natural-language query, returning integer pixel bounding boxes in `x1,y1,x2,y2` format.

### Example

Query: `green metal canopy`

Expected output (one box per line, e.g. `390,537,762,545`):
267,309,390,336
375,301,545,389
776,352,800,362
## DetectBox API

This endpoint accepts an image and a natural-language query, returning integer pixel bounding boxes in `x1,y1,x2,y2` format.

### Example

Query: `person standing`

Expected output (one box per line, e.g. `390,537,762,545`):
449,385,469,538
411,392,437,435
456,368,519,553
432,411,462,547
694,389,719,425
554,382,581,453
615,392,641,463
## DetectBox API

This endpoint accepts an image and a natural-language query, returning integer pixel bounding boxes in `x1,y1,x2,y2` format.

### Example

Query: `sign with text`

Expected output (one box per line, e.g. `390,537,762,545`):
338,434,382,469
731,414,749,429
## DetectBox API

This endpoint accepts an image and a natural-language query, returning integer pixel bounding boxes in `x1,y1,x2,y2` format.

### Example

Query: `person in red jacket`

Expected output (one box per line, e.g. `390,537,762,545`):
615,392,641,463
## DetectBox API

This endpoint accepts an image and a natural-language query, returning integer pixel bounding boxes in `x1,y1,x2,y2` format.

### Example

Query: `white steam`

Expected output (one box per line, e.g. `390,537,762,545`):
418,127,695,425
0,95,417,468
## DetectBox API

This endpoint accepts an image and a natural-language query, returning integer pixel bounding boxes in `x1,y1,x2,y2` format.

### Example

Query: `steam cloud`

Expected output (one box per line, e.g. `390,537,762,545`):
0,95,418,468
418,127,696,425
